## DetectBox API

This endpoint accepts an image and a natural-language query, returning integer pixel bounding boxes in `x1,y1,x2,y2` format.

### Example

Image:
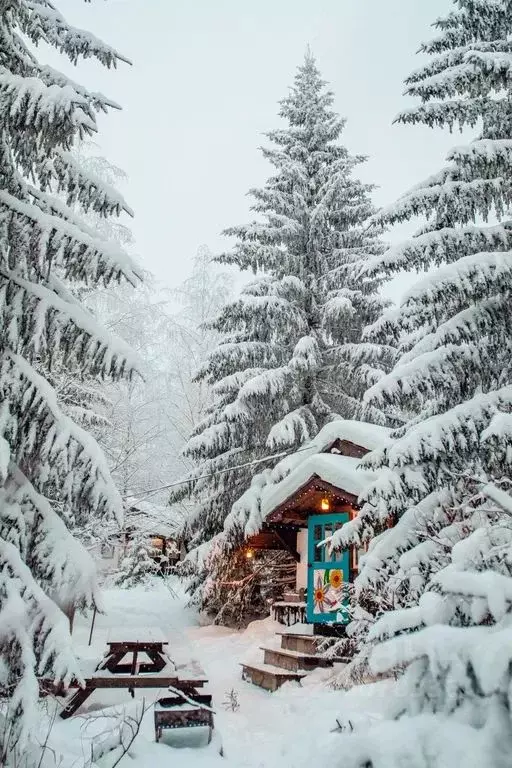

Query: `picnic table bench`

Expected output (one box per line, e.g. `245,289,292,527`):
59,627,209,720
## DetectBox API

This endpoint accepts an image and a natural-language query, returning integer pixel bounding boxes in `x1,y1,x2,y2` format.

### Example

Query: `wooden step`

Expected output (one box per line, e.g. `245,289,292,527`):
276,623,313,636
260,646,333,673
240,662,306,692
279,634,317,654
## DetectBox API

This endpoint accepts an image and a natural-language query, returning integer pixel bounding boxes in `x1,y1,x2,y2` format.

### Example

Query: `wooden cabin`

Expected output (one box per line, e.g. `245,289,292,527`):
95,500,184,579
240,421,390,627
237,420,391,691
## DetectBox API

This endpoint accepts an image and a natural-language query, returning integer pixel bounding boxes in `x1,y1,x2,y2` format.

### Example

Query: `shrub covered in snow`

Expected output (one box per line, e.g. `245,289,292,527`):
115,537,160,589
329,507,512,766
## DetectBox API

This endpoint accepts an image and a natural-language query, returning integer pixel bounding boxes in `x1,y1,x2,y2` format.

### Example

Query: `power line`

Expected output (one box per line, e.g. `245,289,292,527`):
126,442,315,507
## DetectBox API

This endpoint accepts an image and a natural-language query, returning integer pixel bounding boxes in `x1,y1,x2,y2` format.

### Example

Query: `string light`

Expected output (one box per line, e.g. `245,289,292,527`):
267,482,359,524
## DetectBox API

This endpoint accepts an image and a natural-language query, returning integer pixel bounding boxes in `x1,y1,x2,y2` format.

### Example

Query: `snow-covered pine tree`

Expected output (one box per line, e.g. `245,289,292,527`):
172,53,391,604
45,144,133,459
330,0,512,659
328,481,512,768
0,3,140,761
115,536,160,589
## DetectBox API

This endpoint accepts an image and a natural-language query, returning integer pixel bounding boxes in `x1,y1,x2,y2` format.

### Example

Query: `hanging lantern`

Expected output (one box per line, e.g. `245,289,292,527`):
320,497,330,511
245,548,254,559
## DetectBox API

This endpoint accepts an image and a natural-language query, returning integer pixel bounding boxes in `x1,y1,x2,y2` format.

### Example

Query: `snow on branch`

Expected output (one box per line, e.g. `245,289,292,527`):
402,251,512,316
265,406,318,451
481,482,512,516
0,69,97,144
0,269,140,378
39,148,133,218
21,1,131,67
237,366,291,404
0,189,141,285
405,52,512,101
38,64,121,111
7,352,124,521
406,41,512,86
371,387,512,471
361,223,512,279
364,342,481,409
398,296,510,367
448,138,512,172
3,464,100,610
397,93,506,132
434,567,512,622
375,176,511,228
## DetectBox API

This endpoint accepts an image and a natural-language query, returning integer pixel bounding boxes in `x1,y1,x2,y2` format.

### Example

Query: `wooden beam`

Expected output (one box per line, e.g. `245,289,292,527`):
88,675,206,688
60,686,95,719
273,530,300,562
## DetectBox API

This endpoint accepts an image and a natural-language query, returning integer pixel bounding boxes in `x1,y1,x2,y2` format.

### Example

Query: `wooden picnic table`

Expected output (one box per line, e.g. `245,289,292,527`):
59,627,208,719
97,626,169,675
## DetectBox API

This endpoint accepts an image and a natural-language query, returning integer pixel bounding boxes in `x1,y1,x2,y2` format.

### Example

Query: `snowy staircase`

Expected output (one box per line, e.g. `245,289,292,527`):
240,624,333,691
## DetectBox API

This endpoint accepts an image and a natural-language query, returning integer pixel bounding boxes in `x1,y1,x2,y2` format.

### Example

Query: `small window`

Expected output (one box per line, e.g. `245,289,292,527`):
323,525,334,562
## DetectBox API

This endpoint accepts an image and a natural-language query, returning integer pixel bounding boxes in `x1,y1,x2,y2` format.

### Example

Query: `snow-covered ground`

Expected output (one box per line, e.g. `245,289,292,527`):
45,580,390,767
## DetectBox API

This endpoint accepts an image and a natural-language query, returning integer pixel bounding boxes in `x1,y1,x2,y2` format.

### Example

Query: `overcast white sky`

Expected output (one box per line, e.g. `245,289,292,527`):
56,0,457,301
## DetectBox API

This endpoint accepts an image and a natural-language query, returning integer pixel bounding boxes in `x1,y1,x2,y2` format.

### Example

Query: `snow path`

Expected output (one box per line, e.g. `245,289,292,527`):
48,580,390,767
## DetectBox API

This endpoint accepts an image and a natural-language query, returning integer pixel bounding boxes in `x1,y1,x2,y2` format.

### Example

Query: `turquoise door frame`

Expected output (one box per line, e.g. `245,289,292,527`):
306,513,350,624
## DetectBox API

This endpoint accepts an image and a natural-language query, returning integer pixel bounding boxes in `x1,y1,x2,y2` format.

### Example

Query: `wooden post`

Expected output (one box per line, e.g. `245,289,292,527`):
68,606,76,635
88,606,97,646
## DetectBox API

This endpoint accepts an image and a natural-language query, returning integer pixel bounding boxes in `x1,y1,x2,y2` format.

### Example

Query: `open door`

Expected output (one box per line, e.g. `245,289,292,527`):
307,513,350,624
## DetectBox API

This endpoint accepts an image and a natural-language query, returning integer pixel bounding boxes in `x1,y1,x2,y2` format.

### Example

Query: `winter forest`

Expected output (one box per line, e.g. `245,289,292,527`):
1,1,512,767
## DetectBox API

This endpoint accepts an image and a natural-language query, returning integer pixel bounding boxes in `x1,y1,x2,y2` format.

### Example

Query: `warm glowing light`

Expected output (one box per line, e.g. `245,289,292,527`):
245,548,254,559
320,497,330,511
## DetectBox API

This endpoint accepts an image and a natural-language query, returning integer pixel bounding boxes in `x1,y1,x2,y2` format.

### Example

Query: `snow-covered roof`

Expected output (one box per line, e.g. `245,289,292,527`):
225,419,390,540
266,420,391,485
303,419,391,454
260,454,376,519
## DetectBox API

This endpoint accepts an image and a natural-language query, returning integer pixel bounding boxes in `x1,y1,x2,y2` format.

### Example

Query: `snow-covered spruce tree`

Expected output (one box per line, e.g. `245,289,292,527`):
0,3,139,762
329,0,512,672
45,145,132,456
327,482,512,768
172,53,391,605
115,536,159,589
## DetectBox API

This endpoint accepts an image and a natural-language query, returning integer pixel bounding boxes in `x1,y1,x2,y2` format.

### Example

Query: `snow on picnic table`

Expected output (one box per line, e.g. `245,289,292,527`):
48,579,391,768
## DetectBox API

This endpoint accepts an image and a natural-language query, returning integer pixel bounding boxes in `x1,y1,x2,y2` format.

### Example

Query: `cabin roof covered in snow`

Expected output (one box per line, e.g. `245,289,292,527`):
261,454,376,519
224,419,391,540
266,419,391,484
303,419,391,454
